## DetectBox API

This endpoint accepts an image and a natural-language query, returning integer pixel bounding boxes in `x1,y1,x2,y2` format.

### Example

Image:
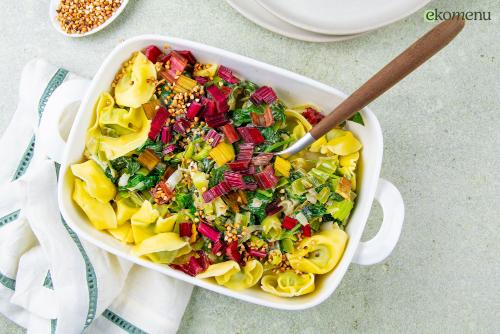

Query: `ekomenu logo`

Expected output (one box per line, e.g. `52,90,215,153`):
424,9,491,22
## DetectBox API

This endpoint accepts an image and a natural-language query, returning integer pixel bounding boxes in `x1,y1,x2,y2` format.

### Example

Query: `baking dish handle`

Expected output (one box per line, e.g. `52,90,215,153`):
352,178,404,266
38,79,90,163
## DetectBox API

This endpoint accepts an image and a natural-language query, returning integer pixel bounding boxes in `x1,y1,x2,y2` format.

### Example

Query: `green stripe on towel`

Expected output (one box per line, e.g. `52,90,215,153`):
0,272,15,290
0,209,20,228
103,309,149,334
12,68,68,181
38,68,69,117
60,216,98,329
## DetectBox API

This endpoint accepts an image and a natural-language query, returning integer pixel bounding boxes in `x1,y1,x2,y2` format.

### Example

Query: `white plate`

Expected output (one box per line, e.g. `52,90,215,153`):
225,0,360,43
49,0,129,38
256,0,431,35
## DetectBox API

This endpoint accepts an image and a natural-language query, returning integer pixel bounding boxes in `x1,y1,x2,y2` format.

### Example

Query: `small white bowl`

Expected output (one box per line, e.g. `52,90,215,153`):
49,0,129,38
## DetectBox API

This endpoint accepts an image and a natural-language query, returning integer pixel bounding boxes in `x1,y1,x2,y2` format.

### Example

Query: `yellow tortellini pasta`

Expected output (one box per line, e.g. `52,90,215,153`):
73,179,117,230
131,201,159,243
86,92,151,161
197,260,263,290
287,228,348,274
217,260,263,290
99,105,145,136
115,52,157,108
261,215,282,240
197,260,240,280
108,222,134,243
321,130,362,156
285,109,313,132
115,198,140,225
132,232,190,264
71,160,116,203
154,214,178,233
261,271,315,297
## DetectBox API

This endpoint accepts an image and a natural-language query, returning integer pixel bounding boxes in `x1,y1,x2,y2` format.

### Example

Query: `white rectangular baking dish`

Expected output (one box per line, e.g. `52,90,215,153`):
40,35,404,310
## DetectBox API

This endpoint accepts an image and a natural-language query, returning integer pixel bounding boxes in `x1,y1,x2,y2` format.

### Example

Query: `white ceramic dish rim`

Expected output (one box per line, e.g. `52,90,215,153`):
48,35,404,310
256,0,432,35
224,0,361,43
49,0,129,38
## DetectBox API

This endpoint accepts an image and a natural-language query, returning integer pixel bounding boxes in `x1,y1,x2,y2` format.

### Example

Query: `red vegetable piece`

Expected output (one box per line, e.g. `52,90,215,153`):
205,113,228,128
244,182,258,191
250,86,278,105
206,85,229,114
186,101,203,120
220,124,240,143
212,239,225,255
237,127,265,144
250,105,274,127
197,222,221,242
202,98,216,116
282,216,299,230
160,51,188,83
227,160,251,171
161,126,172,144
179,222,193,238
162,144,176,155
248,248,267,259
194,76,208,85
225,241,241,263
202,181,231,203
148,107,169,140
237,143,254,160
224,171,246,190
301,224,312,237
252,153,274,166
255,165,279,189
177,50,196,65
143,45,162,63
188,256,204,276
157,53,171,64
197,251,211,270
239,164,256,176
151,181,174,205
204,129,223,147
217,65,240,84
265,200,283,216
302,108,325,125
173,118,191,135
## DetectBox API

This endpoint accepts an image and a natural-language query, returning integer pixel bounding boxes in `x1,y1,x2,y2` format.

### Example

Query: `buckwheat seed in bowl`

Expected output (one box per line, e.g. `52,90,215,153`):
55,0,122,35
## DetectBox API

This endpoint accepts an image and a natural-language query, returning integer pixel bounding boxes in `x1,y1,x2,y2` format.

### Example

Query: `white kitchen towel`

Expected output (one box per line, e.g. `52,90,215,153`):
0,59,193,334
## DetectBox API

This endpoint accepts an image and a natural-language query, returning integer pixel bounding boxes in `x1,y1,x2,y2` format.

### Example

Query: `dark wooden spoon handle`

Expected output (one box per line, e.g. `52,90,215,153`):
309,18,465,140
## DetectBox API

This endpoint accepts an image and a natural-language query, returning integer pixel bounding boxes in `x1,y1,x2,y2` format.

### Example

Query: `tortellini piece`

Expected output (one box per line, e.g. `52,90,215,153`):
261,215,282,240
132,232,190,264
285,109,313,132
108,222,134,243
86,92,151,161
218,260,263,290
197,260,240,280
321,130,362,156
99,105,145,136
115,198,140,225
198,260,263,290
154,214,178,233
287,228,348,274
73,179,117,230
131,201,159,243
71,160,116,202
115,52,157,108
261,271,315,297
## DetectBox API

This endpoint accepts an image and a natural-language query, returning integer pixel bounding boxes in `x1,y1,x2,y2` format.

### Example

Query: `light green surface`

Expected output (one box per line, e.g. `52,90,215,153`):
0,0,499,333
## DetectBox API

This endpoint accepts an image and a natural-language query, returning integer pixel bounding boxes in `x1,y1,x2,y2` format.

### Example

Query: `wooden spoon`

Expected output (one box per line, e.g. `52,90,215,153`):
278,18,465,156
